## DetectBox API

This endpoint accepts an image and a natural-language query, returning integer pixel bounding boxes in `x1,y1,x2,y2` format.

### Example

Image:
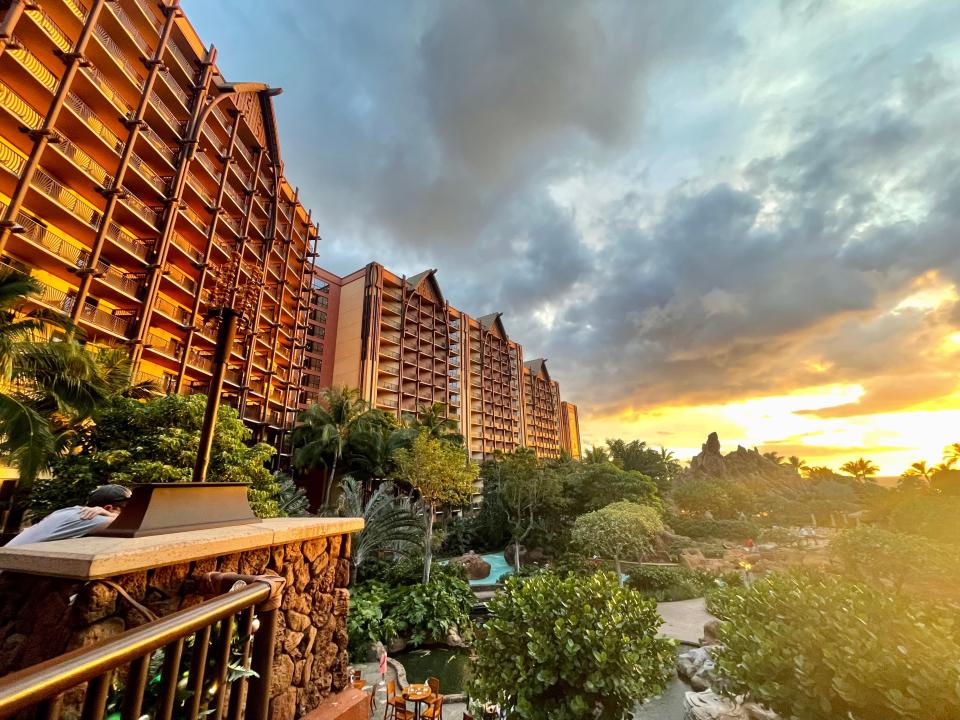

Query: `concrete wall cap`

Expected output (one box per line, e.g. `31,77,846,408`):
0,517,363,579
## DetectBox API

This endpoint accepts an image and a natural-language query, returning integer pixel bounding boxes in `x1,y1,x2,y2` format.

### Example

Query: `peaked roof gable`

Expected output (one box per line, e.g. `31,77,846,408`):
478,312,508,340
405,269,444,305
523,358,551,381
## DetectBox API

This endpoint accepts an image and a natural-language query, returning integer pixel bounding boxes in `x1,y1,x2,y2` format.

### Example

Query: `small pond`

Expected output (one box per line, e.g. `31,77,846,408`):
466,551,513,586
393,646,472,693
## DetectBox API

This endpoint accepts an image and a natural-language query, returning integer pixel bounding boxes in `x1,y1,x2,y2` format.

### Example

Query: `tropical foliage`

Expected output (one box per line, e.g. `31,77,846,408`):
709,571,960,720
30,394,282,518
470,572,675,719
335,476,423,581
291,386,377,507
392,429,478,582
829,525,955,591
0,269,153,497
571,501,664,577
347,568,474,660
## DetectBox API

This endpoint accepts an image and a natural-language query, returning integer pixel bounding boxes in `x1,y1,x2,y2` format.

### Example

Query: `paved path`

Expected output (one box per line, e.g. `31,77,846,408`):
656,597,715,645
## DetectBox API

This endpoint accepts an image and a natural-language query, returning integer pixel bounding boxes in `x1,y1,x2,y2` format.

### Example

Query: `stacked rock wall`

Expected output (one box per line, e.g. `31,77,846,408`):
0,533,353,720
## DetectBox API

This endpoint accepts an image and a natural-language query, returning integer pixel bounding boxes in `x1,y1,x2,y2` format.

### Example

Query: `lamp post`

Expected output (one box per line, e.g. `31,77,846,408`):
192,250,258,483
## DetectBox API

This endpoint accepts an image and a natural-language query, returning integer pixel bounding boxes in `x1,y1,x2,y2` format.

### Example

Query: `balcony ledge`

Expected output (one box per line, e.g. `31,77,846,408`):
0,516,363,580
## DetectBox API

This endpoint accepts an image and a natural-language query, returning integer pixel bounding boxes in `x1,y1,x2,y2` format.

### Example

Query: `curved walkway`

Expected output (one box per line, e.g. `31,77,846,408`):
657,597,715,645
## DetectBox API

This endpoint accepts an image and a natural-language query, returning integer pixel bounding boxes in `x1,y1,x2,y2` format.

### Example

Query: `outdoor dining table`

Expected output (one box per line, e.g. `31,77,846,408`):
402,682,433,719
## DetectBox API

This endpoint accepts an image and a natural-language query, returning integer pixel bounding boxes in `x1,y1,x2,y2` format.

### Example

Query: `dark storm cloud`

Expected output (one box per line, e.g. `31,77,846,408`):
183,0,960,421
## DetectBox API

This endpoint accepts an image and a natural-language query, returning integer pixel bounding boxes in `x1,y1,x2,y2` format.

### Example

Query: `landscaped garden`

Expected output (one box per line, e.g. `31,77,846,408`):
3,265,958,718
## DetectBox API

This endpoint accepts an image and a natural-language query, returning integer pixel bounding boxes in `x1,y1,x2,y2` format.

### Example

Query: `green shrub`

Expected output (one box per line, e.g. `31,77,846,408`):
627,565,716,602
668,516,759,541
887,496,960,545
390,573,475,647
829,525,952,591
471,572,675,719
347,581,398,660
439,515,477,555
709,570,960,720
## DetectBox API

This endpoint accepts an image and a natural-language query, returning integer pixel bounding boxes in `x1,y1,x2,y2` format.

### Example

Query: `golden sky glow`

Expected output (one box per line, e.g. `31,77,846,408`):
581,279,960,477
582,385,960,477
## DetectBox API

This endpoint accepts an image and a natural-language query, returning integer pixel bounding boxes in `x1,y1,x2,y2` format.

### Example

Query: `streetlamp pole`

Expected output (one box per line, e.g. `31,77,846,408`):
191,306,240,483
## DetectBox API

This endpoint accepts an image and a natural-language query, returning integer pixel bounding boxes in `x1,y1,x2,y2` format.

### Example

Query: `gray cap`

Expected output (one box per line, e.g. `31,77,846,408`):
87,484,132,507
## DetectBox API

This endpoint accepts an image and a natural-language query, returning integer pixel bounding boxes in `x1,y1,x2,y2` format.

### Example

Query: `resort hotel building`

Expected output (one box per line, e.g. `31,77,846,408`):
0,0,580,470
304,262,582,464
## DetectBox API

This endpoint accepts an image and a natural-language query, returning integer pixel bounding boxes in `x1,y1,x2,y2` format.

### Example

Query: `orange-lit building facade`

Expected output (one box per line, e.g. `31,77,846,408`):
560,400,582,460
309,262,579,464
521,359,563,460
0,0,318,452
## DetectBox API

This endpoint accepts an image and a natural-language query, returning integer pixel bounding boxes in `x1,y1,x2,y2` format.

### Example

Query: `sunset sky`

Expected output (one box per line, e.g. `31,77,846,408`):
184,0,960,475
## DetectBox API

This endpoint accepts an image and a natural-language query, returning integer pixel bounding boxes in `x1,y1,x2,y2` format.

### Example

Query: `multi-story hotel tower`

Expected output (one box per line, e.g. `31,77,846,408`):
0,0,319,451
310,262,581,467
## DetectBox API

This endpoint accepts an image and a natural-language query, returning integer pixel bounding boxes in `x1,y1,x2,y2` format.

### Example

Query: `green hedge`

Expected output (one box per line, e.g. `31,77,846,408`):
708,571,960,720
668,516,759,541
627,565,743,602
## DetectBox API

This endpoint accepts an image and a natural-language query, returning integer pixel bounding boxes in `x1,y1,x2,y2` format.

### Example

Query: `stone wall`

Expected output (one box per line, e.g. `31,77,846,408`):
0,533,353,720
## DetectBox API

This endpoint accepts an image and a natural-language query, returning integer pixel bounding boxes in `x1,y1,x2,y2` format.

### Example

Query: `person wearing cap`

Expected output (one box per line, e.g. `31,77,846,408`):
5,484,132,547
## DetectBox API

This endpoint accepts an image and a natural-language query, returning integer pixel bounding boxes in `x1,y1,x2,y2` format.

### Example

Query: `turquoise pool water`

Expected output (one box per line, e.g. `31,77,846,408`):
468,551,513,586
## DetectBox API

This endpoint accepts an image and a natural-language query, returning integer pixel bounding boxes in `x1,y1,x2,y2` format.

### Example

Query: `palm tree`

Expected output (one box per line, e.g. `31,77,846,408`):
291,386,374,508
336,476,423,583
403,401,463,445
943,443,960,466
802,465,838,482
787,456,808,474
840,457,880,483
583,446,609,464
901,461,933,486
762,451,786,466
0,268,144,533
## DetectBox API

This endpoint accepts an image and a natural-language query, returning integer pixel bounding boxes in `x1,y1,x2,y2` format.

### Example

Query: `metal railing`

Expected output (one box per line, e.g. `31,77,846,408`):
64,0,87,22
92,21,145,90
0,79,43,129
25,6,73,52
0,573,283,720
7,39,59,93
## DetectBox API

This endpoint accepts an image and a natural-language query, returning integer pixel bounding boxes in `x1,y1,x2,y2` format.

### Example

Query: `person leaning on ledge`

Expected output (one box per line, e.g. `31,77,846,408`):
5,485,132,547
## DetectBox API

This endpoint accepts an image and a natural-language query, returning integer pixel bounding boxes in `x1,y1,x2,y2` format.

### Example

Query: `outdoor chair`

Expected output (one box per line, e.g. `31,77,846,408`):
384,680,407,720
426,675,441,701
421,694,444,719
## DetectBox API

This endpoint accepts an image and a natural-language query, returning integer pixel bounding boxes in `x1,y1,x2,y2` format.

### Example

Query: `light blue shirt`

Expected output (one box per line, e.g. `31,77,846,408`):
5,507,112,546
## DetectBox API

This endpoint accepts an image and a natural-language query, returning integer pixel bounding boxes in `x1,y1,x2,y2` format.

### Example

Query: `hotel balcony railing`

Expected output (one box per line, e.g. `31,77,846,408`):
151,92,185,134
166,39,198,79
171,232,203,263
379,381,399,393
188,350,213,372
7,40,59,94
85,63,134,116
223,217,243,236
377,397,399,409
110,0,153,57
160,65,191,107
189,176,215,207
63,0,87,22
380,348,400,360
0,80,43,129
63,89,124,154
92,19,146,91
235,142,254,167
164,262,196,292
40,284,133,336
141,122,177,163
380,365,400,377
123,191,160,227
24,6,72,52
145,331,177,357
195,150,222,181
181,203,209,232
210,103,230,130
0,145,150,260
153,294,189,324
